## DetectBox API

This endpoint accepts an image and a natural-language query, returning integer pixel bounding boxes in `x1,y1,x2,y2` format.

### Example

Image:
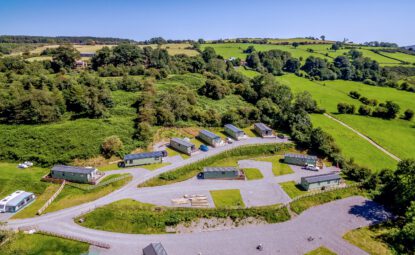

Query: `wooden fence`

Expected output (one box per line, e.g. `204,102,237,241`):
38,230,110,249
37,181,66,215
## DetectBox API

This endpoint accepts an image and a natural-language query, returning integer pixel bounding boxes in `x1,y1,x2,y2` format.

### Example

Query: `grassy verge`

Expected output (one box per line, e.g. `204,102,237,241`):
290,186,364,214
210,189,245,208
1,233,89,255
243,168,263,180
140,162,171,171
77,199,290,234
255,155,294,176
44,174,132,213
343,225,395,255
140,143,293,187
279,181,308,199
305,246,337,255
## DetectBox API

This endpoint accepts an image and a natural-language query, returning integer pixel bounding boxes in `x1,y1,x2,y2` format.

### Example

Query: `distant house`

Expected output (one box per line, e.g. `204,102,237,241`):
143,242,168,255
75,60,87,68
50,165,103,184
199,167,245,180
284,154,317,167
198,130,222,147
300,172,341,190
254,123,274,137
224,124,246,140
121,151,167,167
80,52,95,58
169,138,196,155
0,191,35,213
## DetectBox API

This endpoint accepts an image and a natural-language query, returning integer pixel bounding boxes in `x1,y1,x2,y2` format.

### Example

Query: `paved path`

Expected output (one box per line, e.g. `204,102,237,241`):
324,113,401,161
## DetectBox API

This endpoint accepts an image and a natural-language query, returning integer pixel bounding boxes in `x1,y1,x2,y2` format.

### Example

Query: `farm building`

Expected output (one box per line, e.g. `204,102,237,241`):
254,123,273,137
224,124,246,140
170,138,196,155
143,242,168,255
198,129,223,147
300,172,341,190
50,165,103,184
199,167,245,180
0,191,35,213
284,154,318,166
121,151,167,167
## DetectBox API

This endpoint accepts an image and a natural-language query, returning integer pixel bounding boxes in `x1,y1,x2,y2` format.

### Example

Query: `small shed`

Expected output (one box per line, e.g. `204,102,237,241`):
300,173,341,190
169,138,196,155
254,123,273,137
224,124,246,140
201,167,244,180
198,130,222,147
0,191,35,213
143,242,168,255
123,151,167,167
50,165,101,184
284,154,317,166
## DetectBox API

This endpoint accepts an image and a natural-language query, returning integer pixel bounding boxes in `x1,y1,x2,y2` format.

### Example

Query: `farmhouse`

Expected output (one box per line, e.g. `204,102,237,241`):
170,138,196,155
121,151,167,167
300,172,341,190
143,242,168,255
0,191,35,213
198,129,222,147
200,167,245,180
50,165,103,184
224,124,246,140
284,153,317,166
254,123,274,137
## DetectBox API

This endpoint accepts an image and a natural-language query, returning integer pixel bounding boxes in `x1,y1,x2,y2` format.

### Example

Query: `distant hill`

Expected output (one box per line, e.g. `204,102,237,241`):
0,35,136,44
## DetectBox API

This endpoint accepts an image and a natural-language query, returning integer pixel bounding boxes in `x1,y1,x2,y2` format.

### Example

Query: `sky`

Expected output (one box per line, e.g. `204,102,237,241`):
0,0,414,46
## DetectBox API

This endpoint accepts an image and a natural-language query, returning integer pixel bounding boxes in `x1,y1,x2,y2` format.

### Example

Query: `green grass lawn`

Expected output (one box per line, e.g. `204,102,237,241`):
140,162,171,171
243,168,263,180
210,189,245,208
44,174,131,213
0,162,50,198
77,199,290,234
343,225,394,255
255,155,294,176
305,246,337,255
290,186,364,214
310,114,398,171
1,233,89,255
280,181,308,198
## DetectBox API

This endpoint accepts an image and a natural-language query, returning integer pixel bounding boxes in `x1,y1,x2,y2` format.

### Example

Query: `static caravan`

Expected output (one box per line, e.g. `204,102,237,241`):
51,165,102,184
284,154,317,167
254,123,273,137
0,191,35,213
143,242,168,255
224,124,246,140
169,138,196,155
300,173,341,191
200,167,245,180
122,151,167,167
198,130,222,147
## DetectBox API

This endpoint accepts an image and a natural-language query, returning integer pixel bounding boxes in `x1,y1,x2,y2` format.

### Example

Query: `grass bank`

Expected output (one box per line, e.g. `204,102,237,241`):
305,246,337,255
77,199,290,234
139,143,293,187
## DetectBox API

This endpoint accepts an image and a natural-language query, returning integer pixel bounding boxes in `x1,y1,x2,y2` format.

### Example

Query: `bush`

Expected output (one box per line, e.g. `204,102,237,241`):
403,109,414,121
358,105,372,116
337,103,355,114
101,135,124,158
363,79,376,85
348,91,361,99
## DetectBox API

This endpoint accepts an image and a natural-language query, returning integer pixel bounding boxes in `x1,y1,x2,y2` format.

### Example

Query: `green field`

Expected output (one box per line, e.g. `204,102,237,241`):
310,114,398,171
343,226,394,255
279,181,308,198
305,246,337,255
379,51,415,64
210,189,245,208
1,233,89,255
243,168,263,180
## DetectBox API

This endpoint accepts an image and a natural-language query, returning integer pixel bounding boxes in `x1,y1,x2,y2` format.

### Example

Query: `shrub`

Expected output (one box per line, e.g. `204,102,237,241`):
348,91,361,99
358,105,372,116
337,103,355,114
363,79,376,85
101,135,124,158
403,109,414,121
